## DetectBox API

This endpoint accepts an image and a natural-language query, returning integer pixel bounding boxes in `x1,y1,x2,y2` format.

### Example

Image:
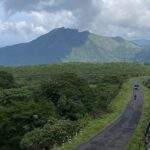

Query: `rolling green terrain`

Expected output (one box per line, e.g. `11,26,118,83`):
0,63,150,150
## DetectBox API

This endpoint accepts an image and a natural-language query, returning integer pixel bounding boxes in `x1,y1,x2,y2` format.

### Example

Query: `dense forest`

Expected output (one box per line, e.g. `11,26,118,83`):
0,63,150,150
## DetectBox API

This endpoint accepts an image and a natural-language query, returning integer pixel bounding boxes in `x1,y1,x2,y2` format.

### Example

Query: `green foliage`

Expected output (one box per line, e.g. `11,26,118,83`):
57,95,86,120
0,100,56,150
143,79,150,88
38,73,88,120
20,118,87,150
57,80,132,150
0,63,150,150
38,72,122,120
0,87,32,105
0,71,15,89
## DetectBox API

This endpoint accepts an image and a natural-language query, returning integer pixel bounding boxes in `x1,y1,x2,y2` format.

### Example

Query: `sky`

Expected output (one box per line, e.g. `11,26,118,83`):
0,0,150,46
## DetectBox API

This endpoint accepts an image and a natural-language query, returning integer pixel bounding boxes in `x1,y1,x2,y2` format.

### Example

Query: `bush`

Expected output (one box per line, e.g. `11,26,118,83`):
57,95,86,120
0,100,56,150
20,118,77,150
0,71,15,89
0,87,32,105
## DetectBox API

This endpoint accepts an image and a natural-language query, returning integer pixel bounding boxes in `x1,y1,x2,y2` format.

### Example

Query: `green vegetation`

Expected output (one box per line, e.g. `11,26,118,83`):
126,79,150,150
57,79,132,150
0,63,150,150
20,118,84,150
0,71,15,89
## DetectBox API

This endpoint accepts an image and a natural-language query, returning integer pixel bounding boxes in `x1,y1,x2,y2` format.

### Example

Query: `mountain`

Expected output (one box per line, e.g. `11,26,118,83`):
0,27,142,66
131,39,150,63
134,45,150,62
132,39,150,46
63,35,141,63
0,28,89,66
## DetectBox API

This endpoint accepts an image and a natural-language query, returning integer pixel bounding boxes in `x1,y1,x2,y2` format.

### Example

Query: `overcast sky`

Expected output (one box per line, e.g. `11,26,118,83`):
0,0,150,46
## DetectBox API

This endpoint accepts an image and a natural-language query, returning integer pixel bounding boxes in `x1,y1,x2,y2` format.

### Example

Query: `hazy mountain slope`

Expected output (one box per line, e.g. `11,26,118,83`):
0,27,142,66
131,39,150,62
0,28,89,66
132,39,150,46
134,46,150,62
63,34,141,62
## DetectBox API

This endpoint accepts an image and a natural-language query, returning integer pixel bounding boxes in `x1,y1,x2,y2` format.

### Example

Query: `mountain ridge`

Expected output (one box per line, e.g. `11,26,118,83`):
132,39,150,46
0,27,146,66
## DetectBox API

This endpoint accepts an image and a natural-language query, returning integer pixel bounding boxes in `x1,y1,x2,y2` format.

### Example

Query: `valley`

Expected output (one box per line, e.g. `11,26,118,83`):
0,63,150,150
1,1,150,150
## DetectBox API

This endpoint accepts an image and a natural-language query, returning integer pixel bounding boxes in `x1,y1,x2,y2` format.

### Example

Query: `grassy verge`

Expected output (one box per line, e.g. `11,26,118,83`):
126,83,150,150
57,80,132,150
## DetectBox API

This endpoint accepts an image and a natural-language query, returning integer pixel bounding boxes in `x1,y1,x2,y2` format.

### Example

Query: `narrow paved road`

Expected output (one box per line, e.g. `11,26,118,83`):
75,80,143,150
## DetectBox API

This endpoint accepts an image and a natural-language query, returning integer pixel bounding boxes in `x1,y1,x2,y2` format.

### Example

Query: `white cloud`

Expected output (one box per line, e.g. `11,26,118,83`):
30,10,77,30
0,20,46,35
86,0,150,39
1,0,150,46
32,26,47,34
0,19,49,47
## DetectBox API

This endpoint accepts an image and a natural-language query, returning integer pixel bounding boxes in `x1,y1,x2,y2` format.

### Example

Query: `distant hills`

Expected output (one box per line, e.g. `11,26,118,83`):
131,39,150,63
132,39,150,46
0,27,150,66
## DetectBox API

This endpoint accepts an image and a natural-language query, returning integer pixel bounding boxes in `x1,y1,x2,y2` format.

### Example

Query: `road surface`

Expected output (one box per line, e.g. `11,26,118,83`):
75,80,143,150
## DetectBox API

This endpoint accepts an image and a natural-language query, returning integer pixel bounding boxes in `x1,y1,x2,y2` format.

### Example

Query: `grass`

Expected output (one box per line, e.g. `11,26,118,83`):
56,80,132,150
126,83,150,150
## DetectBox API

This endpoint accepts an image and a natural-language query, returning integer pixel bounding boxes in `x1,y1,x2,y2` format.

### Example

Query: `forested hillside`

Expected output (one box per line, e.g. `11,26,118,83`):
0,63,150,150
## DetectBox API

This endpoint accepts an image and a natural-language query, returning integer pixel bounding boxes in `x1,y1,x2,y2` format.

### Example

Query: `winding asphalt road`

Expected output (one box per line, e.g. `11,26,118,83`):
75,80,143,150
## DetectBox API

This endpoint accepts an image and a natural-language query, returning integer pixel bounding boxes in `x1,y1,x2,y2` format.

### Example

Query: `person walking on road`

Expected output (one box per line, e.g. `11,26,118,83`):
134,94,137,100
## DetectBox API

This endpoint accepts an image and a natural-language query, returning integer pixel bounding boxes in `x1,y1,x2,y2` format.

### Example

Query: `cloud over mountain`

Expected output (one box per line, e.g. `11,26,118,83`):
1,0,150,46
